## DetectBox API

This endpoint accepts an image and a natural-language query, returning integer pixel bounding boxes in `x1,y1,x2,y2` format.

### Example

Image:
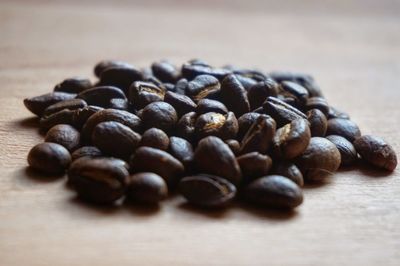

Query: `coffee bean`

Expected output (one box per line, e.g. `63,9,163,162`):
237,152,272,183
263,96,307,128
92,121,141,160
24,92,76,117
306,109,327,137
243,175,303,209
194,136,241,185
280,81,309,105
72,105,104,129
54,77,92,94
130,146,184,188
235,75,257,91
354,135,397,171
196,99,228,115
164,91,197,117
232,68,268,81
71,146,103,161
247,79,279,110
109,98,129,110
68,157,129,204
179,174,236,208
128,81,165,110
151,60,180,83
176,112,197,141
187,58,210,67
240,115,276,154
99,66,143,92
224,139,240,155
271,162,304,187
169,137,194,169
127,172,168,204
194,112,238,140
272,119,311,159
220,74,250,117
94,60,134,78
45,124,81,151
43,98,87,117
186,75,221,102
328,106,350,120
77,86,126,108
296,137,341,182
326,118,361,142
141,102,178,133
28,142,71,174
237,112,264,140
305,97,329,115
40,109,76,131
268,72,322,97
139,128,169,150
182,63,231,81
326,135,357,166
174,78,188,95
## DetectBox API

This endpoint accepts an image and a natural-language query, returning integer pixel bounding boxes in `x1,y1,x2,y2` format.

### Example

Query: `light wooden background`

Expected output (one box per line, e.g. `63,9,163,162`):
0,1,399,265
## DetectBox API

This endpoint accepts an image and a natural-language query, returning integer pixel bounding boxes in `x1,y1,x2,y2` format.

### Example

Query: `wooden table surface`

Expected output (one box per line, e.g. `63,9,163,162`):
1,1,399,265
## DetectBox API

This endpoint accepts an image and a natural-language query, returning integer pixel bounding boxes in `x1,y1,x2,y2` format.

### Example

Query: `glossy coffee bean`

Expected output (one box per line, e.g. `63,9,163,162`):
72,105,104,129
54,77,92,94
196,99,228,115
28,142,71,174
141,102,178,133
139,128,169,150
271,162,304,187
247,78,279,110
169,137,194,169
24,92,76,117
220,74,250,117
326,135,357,166
94,60,134,78
40,109,76,131
237,112,264,140
71,146,103,161
263,96,307,128
164,91,197,117
326,118,361,142
45,124,81,151
281,81,309,105
224,139,240,155
174,78,188,95
128,81,165,110
305,97,329,115
328,106,350,120
181,63,231,81
240,115,276,154
235,75,257,91
306,109,327,137
43,98,87,117
151,60,180,83
237,152,272,183
127,172,168,204
194,112,238,140
99,66,143,92
186,75,221,102
77,86,126,108
354,135,397,171
108,98,129,110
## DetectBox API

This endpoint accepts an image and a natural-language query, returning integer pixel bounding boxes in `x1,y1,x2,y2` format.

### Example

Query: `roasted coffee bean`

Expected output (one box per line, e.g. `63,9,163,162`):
280,81,309,105
225,139,240,155
306,109,327,137
77,86,126,108
71,146,103,161
326,118,361,142
40,109,75,131
72,105,103,129
181,63,231,81
186,75,221,102
271,162,304,187
235,75,257,91
44,124,81,151
43,98,87,117
237,152,272,183
237,112,264,140
296,137,341,182
187,58,210,67
99,66,143,92
163,83,175,92
174,78,188,95
247,79,279,110
94,60,134,78
268,72,322,98
328,106,350,119
232,68,268,81
326,135,357,166
179,174,236,208
263,96,307,128
151,60,180,83
354,135,397,171
92,121,141,160
220,74,250,117
130,146,184,187
243,175,303,209
176,112,197,141
169,136,194,169
28,142,71,174
128,81,165,110
272,119,311,160
81,108,142,142
194,112,238,140
196,99,228,115
305,97,329,115
54,77,92,94
141,102,178,133
126,173,168,204
164,91,196,117
240,115,276,154
109,98,129,110
68,157,129,204
253,107,265,114
24,92,76,117
139,128,169,150
194,136,241,185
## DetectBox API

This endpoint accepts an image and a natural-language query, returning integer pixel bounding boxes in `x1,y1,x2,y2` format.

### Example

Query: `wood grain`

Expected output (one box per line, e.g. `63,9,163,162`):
0,1,399,265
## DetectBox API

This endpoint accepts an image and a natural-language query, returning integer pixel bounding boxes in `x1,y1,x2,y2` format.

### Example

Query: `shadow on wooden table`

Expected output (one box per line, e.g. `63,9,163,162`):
24,166,65,183
15,116,39,129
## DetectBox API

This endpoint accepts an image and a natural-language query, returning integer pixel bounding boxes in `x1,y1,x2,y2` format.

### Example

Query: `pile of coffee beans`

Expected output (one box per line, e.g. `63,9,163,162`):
24,59,398,209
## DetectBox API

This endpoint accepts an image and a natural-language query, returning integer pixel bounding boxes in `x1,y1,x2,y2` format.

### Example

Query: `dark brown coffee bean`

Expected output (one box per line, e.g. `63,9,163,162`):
151,60,180,83
263,96,307,128
194,112,238,140
127,172,168,204
232,68,268,81
45,124,81,151
68,157,129,204
327,118,361,142
268,72,322,97
296,137,341,182
71,146,103,161
24,92,76,117
243,175,303,209
72,105,104,129
194,136,241,185
130,146,184,188
94,60,134,78
237,112,264,140
92,121,141,160
174,78,188,95
237,152,272,183
306,109,327,137
326,135,358,166
247,79,279,110
186,75,221,102
40,109,75,131
128,81,165,110
169,137,194,169
182,63,231,81
224,139,240,155
109,98,129,110
240,115,276,154
81,108,142,142
179,174,236,208
271,162,304,187
354,135,397,171
141,102,178,133
164,91,197,117
139,128,169,150
54,77,92,94
28,142,71,175
187,58,210,67
99,66,143,92
43,98,87,117
220,74,250,117
272,119,311,160
328,106,350,119
305,97,329,115
280,81,309,105
196,99,228,115
235,75,257,91
77,86,126,108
